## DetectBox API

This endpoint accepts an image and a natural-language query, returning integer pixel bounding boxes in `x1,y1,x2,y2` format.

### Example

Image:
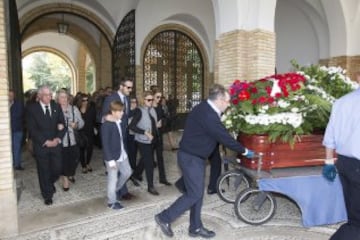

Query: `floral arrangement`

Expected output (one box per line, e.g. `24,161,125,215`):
223,62,359,145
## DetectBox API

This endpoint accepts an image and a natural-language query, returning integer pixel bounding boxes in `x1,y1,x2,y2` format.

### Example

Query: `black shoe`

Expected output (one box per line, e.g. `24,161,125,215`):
155,214,174,237
53,186,56,193
44,199,53,205
130,177,140,186
160,180,172,186
121,192,136,201
148,187,159,195
15,166,24,171
189,227,215,238
68,176,75,183
175,179,186,193
63,187,69,191
207,189,217,195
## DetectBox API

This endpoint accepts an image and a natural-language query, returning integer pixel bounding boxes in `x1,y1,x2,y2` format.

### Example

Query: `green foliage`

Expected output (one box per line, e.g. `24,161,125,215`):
25,52,71,93
223,61,358,145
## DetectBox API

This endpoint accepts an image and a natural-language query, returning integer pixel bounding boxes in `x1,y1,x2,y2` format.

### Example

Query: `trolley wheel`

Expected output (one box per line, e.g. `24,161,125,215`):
234,188,276,225
216,169,250,203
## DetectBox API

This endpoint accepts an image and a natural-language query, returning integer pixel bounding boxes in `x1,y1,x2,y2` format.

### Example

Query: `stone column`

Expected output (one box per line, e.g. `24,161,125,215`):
99,36,112,88
77,45,87,93
214,29,276,86
320,56,360,81
0,0,19,237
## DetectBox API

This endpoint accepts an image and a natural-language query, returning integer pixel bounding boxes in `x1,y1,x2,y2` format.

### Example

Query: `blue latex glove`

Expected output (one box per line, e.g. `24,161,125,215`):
243,149,255,159
322,164,337,182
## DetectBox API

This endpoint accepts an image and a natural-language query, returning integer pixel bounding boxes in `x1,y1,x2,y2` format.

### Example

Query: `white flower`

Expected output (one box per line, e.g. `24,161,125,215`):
291,107,299,113
278,99,290,108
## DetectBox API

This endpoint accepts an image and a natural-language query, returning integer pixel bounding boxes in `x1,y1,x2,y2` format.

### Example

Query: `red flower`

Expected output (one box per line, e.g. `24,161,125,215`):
250,87,258,93
258,96,267,104
275,93,282,98
232,98,239,105
238,90,250,101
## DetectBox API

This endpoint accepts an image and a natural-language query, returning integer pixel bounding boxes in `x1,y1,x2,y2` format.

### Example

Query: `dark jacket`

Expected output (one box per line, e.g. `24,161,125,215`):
26,101,66,150
101,121,123,161
180,100,246,159
102,92,133,150
10,99,24,132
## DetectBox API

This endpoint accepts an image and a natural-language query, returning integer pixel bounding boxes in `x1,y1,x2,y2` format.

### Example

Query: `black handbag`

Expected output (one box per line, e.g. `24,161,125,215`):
72,106,88,148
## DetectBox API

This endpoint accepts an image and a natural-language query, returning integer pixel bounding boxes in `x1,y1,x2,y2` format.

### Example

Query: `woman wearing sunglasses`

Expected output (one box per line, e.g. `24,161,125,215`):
129,91,159,195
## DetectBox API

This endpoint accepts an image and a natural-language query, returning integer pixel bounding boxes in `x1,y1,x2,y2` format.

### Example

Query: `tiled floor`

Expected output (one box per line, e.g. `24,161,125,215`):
7,146,340,240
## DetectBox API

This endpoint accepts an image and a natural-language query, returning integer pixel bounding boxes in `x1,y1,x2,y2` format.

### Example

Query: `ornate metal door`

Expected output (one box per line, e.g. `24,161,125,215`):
112,10,135,88
143,30,204,113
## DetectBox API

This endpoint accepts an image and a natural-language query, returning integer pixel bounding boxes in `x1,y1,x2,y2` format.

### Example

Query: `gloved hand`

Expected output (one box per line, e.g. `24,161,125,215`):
242,148,255,159
322,163,337,182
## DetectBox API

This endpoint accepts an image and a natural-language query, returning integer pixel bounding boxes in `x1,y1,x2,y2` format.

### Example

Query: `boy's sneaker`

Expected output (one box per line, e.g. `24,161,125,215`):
107,202,124,210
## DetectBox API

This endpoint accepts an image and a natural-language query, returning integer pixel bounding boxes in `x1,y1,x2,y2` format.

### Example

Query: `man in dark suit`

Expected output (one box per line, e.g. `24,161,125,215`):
9,89,25,170
102,79,138,199
155,84,254,238
26,86,65,205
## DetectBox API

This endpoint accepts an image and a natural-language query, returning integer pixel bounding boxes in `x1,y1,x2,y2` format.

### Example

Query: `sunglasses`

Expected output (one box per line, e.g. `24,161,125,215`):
155,96,161,99
82,99,88,102
123,85,133,89
145,98,154,102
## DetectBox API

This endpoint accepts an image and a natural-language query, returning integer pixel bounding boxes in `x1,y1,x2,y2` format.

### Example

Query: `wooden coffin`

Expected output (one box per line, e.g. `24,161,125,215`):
237,134,326,170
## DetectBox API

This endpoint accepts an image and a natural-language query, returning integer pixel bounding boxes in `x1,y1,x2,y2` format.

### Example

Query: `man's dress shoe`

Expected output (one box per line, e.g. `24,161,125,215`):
130,177,140,186
189,226,216,238
160,180,172,186
148,187,159,195
44,199,53,205
207,189,217,195
121,192,135,200
155,214,174,237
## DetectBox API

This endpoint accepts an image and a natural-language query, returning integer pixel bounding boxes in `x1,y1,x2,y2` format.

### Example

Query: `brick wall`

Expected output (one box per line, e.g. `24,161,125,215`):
77,45,87,92
214,29,275,86
0,0,19,236
320,56,360,81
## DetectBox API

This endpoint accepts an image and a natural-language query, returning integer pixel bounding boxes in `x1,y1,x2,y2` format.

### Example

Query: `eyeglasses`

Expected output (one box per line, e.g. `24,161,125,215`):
155,96,161,99
82,99,88,102
145,98,154,102
123,85,133,90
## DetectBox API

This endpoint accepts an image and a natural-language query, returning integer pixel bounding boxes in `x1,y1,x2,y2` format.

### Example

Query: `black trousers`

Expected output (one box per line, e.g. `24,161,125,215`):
330,155,360,240
134,142,155,188
208,146,221,191
34,145,62,200
154,133,167,182
62,145,79,177
159,150,205,231
127,134,138,170
79,136,94,168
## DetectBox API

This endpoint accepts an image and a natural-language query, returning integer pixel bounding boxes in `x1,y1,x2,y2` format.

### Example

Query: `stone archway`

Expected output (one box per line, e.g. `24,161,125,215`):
19,4,113,90
19,3,114,46
22,47,77,93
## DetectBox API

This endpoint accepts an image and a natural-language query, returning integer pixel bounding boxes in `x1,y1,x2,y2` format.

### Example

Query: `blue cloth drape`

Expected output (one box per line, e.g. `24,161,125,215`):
258,175,347,227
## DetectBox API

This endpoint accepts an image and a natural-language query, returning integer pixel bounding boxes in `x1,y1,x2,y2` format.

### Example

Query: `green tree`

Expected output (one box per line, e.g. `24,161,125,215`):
27,52,71,93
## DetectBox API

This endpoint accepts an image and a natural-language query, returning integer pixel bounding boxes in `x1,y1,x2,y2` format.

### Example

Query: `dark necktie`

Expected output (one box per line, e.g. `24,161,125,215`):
123,97,128,115
45,105,51,118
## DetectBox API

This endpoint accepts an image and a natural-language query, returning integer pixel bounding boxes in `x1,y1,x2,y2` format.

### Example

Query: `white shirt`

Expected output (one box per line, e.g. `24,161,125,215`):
207,99,221,118
39,101,51,116
115,119,128,162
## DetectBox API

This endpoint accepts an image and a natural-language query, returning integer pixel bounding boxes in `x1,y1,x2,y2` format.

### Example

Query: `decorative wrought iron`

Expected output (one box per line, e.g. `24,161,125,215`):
143,30,204,113
112,10,135,88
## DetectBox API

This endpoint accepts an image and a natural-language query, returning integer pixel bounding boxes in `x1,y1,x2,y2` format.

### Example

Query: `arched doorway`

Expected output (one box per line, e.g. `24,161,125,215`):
143,30,204,113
